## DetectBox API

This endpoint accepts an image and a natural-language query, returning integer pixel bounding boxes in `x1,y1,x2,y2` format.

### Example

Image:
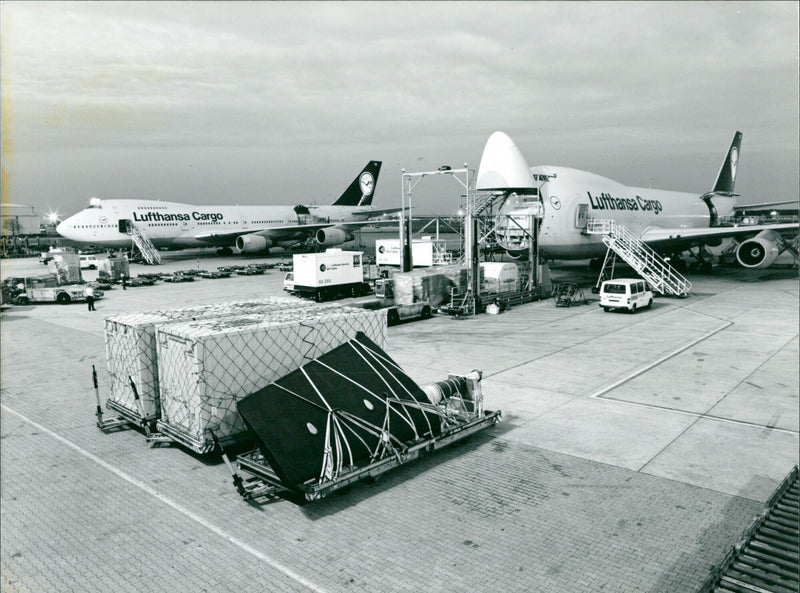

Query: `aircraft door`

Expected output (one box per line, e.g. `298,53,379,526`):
575,203,589,230
181,219,189,232
118,219,132,233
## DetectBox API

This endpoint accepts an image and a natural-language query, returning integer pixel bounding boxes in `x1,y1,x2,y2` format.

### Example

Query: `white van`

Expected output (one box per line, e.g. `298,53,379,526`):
599,278,653,313
79,255,99,270
283,272,295,293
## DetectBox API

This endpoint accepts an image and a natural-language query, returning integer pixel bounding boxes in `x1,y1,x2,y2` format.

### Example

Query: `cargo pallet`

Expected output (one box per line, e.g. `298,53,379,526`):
155,420,249,455
700,465,799,593
228,409,502,502
93,368,173,445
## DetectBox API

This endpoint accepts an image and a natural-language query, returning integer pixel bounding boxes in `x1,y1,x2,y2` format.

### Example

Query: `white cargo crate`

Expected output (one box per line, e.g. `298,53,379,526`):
155,307,387,453
102,297,313,420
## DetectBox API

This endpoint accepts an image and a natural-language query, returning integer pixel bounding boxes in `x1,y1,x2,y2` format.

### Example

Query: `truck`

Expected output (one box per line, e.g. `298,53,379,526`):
284,249,371,302
9,275,103,305
374,277,432,326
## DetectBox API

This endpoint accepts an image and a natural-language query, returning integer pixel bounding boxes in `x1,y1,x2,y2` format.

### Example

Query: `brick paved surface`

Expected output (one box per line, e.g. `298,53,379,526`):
1,313,765,593
2,260,795,593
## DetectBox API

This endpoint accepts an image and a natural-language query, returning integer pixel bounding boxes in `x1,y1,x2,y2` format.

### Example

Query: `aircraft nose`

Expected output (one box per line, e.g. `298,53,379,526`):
56,219,70,238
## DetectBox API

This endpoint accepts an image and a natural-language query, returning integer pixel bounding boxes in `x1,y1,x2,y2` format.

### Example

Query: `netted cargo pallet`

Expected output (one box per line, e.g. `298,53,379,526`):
102,297,314,425
155,307,387,453
392,265,468,307
226,332,501,503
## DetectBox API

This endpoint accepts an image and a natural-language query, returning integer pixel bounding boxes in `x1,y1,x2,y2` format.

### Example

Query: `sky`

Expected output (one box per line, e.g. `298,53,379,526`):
1,1,798,219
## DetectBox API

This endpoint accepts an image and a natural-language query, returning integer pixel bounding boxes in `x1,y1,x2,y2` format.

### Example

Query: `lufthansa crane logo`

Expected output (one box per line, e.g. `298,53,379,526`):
550,196,561,210
729,147,738,180
359,172,375,196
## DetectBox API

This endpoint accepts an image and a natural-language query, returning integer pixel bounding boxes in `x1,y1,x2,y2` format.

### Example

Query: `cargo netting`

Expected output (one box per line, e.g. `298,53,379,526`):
103,297,318,420
154,307,387,452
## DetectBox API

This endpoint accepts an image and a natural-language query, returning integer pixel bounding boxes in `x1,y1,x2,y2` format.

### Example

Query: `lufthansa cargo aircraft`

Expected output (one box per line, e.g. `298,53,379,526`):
57,161,394,255
478,131,798,269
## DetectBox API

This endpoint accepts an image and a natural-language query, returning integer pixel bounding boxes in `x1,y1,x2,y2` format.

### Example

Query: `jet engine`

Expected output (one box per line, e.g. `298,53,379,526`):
736,230,782,269
236,234,273,254
315,228,352,247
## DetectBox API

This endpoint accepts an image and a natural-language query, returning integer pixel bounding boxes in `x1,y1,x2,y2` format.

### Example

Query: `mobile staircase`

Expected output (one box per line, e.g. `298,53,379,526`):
129,225,161,265
586,219,691,297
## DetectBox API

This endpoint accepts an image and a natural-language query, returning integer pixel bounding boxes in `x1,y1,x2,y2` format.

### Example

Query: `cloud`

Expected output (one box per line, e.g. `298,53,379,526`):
1,1,797,214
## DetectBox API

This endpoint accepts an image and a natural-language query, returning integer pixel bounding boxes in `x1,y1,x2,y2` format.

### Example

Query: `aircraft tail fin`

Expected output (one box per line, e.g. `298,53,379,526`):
711,131,743,195
332,161,382,206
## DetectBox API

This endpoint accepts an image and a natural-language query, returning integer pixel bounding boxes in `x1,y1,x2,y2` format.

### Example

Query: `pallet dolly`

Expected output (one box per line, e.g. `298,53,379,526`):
92,365,172,446
215,383,503,504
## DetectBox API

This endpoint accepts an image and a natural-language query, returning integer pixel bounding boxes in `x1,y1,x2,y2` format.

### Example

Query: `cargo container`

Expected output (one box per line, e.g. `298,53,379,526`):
479,262,519,294
154,306,387,452
102,297,315,423
288,249,371,301
375,238,447,267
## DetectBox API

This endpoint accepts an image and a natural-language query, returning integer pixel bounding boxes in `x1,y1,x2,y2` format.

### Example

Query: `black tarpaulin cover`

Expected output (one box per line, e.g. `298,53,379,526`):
236,331,443,489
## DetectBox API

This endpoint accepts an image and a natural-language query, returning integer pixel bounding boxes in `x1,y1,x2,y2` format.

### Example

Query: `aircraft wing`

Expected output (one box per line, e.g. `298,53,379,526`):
640,222,799,248
193,222,336,244
193,217,400,245
350,206,402,217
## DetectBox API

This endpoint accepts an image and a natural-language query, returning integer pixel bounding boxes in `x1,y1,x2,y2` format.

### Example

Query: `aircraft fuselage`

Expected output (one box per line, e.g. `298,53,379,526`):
56,199,376,249
521,166,736,259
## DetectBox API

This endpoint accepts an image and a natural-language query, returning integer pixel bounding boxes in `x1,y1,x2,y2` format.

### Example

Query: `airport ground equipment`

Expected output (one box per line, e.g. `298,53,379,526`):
153,307,386,454
287,249,372,301
223,331,501,502
10,275,102,305
99,298,321,433
128,224,161,265
700,465,799,593
372,278,433,325
552,282,588,307
586,219,691,297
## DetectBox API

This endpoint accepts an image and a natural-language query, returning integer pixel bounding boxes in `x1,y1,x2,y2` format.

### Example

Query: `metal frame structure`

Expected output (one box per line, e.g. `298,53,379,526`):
400,166,472,272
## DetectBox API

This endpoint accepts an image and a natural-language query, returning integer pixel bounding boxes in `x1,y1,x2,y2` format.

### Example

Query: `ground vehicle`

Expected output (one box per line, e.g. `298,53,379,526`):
287,249,371,301
12,276,103,305
39,248,66,264
385,301,432,326
599,278,653,313
79,254,99,269
283,272,295,292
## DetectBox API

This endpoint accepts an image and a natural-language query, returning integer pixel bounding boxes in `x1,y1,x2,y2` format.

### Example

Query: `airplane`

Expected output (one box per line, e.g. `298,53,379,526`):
56,161,396,256
476,131,798,271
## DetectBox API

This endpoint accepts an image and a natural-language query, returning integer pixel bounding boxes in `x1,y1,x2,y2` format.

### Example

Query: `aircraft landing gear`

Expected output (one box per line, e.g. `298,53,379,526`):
687,245,714,274
217,246,233,256
666,254,688,273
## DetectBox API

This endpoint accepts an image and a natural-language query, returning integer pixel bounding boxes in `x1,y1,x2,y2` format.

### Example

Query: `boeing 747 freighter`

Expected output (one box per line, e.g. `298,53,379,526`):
57,161,394,255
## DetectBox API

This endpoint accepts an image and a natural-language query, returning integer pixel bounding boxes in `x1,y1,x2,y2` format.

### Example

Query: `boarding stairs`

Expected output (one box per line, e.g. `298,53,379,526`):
587,219,691,297
129,225,161,265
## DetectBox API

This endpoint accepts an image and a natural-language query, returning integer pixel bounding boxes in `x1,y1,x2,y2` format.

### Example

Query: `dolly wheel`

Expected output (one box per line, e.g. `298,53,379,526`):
57,292,71,305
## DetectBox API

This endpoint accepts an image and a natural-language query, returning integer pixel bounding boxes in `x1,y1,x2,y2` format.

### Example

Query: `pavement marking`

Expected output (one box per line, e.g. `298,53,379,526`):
587,322,799,436
1,404,330,593
587,321,734,400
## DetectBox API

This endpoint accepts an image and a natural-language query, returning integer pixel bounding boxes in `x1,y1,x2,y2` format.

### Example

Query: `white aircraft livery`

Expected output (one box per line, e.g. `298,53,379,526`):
57,161,393,255
476,131,798,269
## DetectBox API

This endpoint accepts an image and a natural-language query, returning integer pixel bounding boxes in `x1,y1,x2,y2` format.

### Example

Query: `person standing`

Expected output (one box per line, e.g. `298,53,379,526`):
86,285,96,311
